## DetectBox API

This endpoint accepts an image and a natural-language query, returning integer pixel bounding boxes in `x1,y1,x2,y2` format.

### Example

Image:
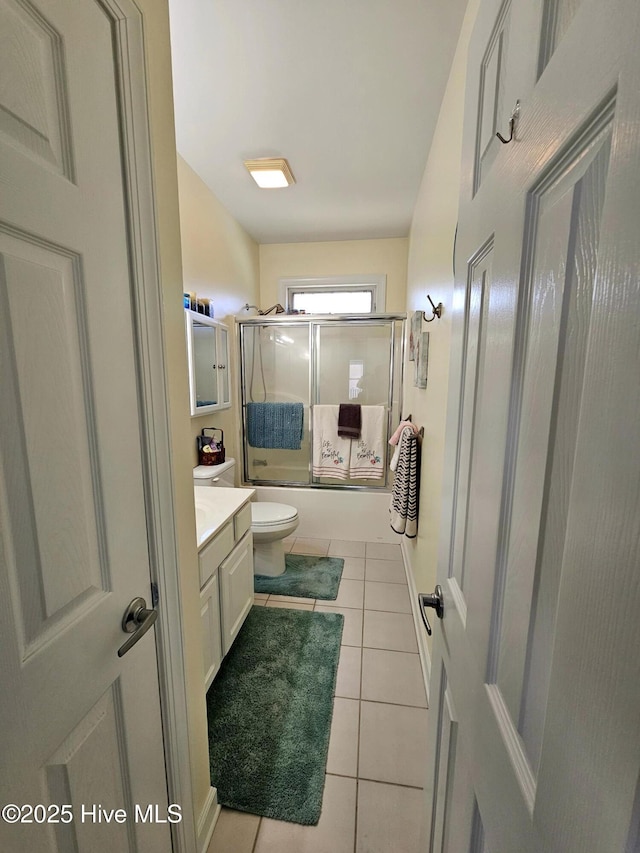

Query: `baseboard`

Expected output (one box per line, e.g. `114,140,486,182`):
197,786,220,853
400,539,431,708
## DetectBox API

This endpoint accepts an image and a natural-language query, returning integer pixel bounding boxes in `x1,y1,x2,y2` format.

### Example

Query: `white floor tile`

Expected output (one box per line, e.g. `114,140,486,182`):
361,648,426,708
254,774,356,853
332,579,365,609
329,540,366,558
359,702,428,788
365,558,407,584
363,610,418,652
208,807,261,853
269,594,316,605
266,600,314,610
290,537,330,556
335,645,362,700
365,542,403,561
364,581,411,613
232,526,426,853
340,557,365,581
356,780,424,853
314,605,363,646
326,697,359,777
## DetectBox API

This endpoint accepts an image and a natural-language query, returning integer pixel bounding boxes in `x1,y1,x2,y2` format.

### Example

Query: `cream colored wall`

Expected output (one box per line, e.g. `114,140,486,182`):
137,0,212,834
259,237,408,312
403,0,481,649
177,156,260,472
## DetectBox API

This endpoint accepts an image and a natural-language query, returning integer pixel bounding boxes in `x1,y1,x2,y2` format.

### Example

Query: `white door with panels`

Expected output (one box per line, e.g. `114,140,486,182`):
424,0,640,851
0,1,173,851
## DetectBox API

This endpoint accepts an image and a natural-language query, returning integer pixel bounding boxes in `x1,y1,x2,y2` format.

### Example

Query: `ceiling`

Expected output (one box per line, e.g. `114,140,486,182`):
168,0,468,245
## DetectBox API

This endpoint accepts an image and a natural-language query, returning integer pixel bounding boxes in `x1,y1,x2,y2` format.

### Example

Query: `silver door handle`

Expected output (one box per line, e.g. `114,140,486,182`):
418,586,444,636
118,596,157,658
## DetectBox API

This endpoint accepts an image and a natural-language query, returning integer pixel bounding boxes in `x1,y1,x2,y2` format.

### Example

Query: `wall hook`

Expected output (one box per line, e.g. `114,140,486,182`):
425,294,443,322
496,99,520,144
403,415,424,437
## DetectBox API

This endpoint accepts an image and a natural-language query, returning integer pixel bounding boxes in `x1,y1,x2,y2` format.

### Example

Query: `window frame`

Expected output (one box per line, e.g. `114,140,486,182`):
279,274,387,315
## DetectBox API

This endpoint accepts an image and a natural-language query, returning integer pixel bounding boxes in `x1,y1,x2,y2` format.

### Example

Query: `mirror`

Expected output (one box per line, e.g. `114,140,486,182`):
193,322,218,407
185,309,231,416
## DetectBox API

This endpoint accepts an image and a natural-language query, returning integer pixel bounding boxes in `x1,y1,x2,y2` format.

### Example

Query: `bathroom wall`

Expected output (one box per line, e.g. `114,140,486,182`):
402,0,481,650
177,156,260,470
259,237,408,312
137,0,211,837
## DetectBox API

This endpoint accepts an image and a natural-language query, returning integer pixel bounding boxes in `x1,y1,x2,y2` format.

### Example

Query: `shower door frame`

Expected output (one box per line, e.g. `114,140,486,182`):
238,314,406,491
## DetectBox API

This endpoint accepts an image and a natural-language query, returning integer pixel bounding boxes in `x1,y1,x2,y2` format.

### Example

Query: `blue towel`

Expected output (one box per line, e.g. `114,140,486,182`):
246,402,304,449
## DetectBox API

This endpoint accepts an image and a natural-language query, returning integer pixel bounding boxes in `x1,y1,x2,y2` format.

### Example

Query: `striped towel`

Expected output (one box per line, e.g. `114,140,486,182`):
390,426,419,537
246,402,304,449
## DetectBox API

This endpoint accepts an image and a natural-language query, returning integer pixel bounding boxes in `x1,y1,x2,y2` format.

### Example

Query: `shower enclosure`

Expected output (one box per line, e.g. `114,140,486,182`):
238,314,405,489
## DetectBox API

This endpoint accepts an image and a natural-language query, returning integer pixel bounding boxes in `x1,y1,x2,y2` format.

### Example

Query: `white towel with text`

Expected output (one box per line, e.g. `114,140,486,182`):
312,405,350,479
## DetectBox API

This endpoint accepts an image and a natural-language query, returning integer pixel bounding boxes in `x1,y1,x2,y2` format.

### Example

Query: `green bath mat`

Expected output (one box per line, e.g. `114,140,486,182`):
206,606,344,825
254,553,344,599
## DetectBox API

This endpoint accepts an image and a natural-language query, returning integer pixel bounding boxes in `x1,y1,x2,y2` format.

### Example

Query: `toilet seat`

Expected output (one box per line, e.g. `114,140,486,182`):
251,502,298,528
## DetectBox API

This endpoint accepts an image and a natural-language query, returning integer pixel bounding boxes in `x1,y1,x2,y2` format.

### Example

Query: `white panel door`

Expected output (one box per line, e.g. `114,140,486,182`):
0,1,172,851
425,0,640,851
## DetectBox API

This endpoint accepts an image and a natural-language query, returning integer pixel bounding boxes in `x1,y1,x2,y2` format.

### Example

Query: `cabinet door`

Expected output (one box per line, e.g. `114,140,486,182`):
200,569,223,691
219,531,254,654
185,309,231,415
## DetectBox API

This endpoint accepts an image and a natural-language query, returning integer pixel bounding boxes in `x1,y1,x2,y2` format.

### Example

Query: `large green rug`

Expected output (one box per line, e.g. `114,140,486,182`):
206,605,344,825
254,553,344,599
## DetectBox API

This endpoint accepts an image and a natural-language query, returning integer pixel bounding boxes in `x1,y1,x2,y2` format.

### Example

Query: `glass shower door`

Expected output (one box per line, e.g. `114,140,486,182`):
313,321,397,487
241,323,311,484
239,317,405,489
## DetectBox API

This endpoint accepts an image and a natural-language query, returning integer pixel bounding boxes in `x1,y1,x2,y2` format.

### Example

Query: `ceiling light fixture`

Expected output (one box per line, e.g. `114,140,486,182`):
244,158,295,189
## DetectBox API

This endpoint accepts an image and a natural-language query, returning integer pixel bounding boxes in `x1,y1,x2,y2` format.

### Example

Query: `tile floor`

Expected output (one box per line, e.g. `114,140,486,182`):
207,537,428,853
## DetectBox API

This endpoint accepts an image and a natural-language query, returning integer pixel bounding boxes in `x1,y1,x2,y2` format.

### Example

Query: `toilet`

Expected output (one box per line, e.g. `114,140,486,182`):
193,459,299,576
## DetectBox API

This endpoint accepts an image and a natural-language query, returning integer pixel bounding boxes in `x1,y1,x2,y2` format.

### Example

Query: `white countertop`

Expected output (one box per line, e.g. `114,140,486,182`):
194,486,255,550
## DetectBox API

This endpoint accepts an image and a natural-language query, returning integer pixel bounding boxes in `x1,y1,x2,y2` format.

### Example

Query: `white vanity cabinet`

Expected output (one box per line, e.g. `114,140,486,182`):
198,497,253,691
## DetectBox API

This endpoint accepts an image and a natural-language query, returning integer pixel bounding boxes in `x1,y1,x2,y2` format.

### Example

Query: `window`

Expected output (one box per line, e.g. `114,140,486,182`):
280,275,386,315
291,289,373,314
349,360,364,399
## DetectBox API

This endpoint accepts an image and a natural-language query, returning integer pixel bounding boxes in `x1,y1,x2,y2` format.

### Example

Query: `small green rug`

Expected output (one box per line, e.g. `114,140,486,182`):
254,553,344,599
206,605,343,825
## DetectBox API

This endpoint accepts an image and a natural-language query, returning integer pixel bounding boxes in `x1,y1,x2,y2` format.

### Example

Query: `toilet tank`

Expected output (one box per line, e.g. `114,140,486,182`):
193,458,236,487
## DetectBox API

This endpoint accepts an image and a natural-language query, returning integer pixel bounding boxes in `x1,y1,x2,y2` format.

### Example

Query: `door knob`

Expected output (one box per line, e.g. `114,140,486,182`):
418,585,444,636
117,597,158,657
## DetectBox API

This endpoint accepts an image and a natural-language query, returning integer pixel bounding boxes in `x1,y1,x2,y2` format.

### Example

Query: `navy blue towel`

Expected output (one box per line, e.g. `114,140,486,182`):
246,402,304,449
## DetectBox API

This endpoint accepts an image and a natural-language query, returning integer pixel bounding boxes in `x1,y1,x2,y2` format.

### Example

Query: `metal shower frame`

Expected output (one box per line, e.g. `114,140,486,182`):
237,313,406,490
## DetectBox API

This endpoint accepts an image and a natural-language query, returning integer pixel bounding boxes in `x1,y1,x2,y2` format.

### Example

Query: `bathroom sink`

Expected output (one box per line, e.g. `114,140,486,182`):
193,486,254,550
195,496,219,549
195,505,207,530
